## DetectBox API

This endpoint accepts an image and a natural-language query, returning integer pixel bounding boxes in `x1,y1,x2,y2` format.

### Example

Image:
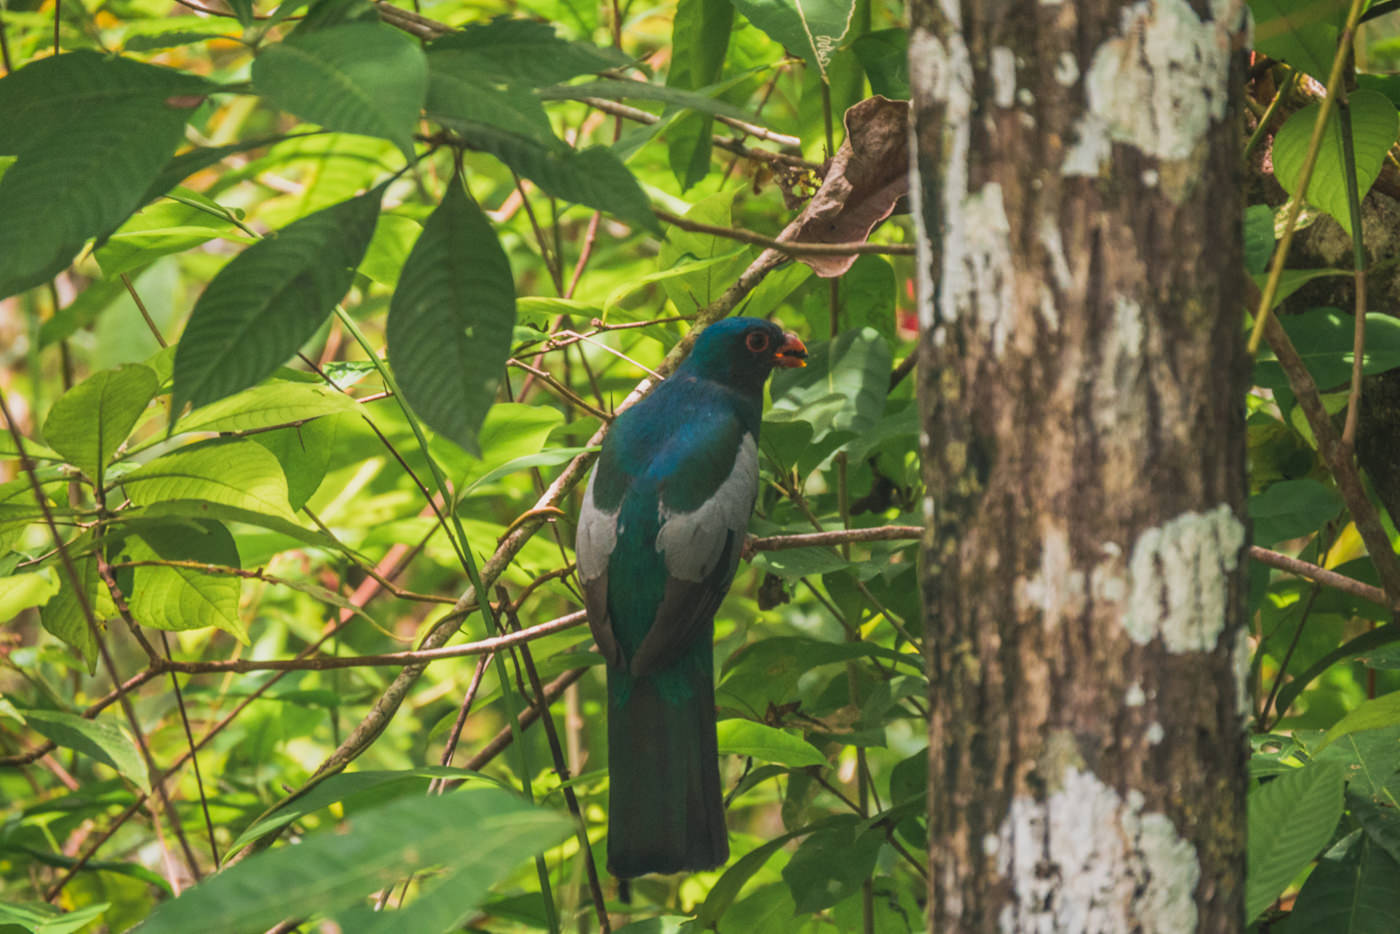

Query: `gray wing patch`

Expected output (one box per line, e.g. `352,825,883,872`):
655,433,758,582
576,466,623,667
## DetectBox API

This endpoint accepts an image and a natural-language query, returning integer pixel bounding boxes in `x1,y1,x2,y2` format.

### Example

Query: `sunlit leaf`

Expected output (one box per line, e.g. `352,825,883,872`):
716,719,825,767
41,364,159,482
118,441,298,521
1247,762,1346,921
22,708,150,792
1273,89,1399,236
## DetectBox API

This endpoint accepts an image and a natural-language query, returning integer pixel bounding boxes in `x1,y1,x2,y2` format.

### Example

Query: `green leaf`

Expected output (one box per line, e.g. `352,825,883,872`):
1351,793,1400,864
22,708,150,792
801,255,896,344
695,814,850,928
139,788,571,934
0,569,60,625
1321,691,1400,751
1247,762,1346,921
229,766,489,853
1314,726,1400,802
425,18,629,87
39,556,104,672
1248,478,1342,545
1249,0,1346,82
781,817,883,913
1254,309,1400,392
750,546,852,580
251,413,345,511
176,381,359,434
124,501,352,556
666,0,732,189
441,121,659,233
0,900,112,934
41,364,158,481
118,440,298,521
769,328,892,441
1273,89,1399,236
716,719,825,767
171,187,383,416
387,179,516,456
124,30,233,52
1244,204,1276,276
458,446,598,501
0,51,211,299
252,23,428,158
1250,267,1351,311
728,0,857,77
658,193,752,310
852,29,909,98
1278,830,1400,933
124,519,247,642
425,53,560,147
94,198,251,277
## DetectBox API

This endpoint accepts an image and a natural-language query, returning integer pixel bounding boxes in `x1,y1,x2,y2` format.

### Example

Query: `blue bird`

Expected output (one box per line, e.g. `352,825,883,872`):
575,316,807,878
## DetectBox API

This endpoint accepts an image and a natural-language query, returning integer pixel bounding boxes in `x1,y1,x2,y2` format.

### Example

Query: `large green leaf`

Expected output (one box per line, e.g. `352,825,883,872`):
441,120,659,233
728,0,857,77
781,817,884,913
1253,309,1400,392
138,788,571,934
387,179,516,456
118,441,298,521
175,381,359,435
1278,830,1400,933
1273,89,1399,236
39,555,107,672
22,708,150,792
252,23,427,158
769,327,892,441
124,519,247,642
716,719,825,767
0,570,60,625
1247,762,1346,921
171,187,383,416
1248,478,1342,545
424,52,560,147
658,194,752,310
1320,691,1400,751
425,18,628,87
94,198,252,277
0,900,111,934
1250,0,1346,82
229,767,488,853
0,51,210,299
852,29,909,98
666,0,733,189
41,364,159,482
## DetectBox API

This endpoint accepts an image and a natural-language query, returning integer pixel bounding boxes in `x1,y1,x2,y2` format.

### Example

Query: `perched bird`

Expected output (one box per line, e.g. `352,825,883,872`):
576,316,807,878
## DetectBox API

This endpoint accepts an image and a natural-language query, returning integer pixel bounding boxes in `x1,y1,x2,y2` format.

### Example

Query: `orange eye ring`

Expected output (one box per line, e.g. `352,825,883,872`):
745,330,770,353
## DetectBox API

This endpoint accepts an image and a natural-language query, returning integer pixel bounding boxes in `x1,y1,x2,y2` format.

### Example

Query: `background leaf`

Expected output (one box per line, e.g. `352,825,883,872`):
252,24,427,158
41,364,159,481
21,709,150,792
171,187,382,415
387,179,516,455
1247,763,1346,921
138,788,571,934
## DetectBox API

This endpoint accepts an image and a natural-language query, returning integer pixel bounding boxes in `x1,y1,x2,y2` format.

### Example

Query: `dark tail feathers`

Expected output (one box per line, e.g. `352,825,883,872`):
605,672,728,878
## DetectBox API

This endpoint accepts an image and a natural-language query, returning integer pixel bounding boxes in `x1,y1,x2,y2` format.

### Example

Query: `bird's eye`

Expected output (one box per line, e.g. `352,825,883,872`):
745,330,770,353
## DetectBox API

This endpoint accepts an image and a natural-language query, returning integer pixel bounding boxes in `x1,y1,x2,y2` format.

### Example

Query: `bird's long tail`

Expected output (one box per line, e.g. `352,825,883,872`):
605,669,728,878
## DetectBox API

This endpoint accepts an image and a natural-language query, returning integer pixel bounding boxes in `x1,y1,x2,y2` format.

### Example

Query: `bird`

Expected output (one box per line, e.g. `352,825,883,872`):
575,316,807,879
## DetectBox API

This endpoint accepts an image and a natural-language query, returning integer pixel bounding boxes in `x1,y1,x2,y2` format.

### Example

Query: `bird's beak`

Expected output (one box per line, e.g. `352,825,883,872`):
774,332,808,368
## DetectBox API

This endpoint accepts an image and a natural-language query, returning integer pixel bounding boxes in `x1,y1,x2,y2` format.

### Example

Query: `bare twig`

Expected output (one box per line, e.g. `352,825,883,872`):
655,208,914,258
1248,545,1390,607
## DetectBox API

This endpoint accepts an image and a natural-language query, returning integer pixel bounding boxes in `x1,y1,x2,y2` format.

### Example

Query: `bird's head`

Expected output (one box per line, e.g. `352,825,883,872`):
681,317,807,392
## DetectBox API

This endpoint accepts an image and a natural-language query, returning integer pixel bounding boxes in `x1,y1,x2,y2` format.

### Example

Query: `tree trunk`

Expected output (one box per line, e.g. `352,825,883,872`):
910,2,1251,930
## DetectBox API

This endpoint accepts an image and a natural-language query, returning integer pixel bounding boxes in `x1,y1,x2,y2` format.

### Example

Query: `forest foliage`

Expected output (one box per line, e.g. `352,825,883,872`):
5,0,1400,931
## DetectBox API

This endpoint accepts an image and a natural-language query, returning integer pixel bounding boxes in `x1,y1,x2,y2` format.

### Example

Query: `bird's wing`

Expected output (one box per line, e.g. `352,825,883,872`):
628,431,758,677
577,464,624,667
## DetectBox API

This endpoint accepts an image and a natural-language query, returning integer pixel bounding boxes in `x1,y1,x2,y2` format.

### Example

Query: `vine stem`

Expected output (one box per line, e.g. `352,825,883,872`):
1247,0,1368,354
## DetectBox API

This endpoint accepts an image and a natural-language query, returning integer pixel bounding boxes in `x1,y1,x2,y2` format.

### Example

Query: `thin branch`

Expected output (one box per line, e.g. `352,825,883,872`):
1261,314,1400,604
1248,545,1391,607
153,612,586,675
655,208,914,258
745,525,921,556
121,274,167,348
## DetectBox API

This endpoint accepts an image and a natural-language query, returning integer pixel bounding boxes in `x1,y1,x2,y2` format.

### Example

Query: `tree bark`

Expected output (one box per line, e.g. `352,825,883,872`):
910,2,1251,930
